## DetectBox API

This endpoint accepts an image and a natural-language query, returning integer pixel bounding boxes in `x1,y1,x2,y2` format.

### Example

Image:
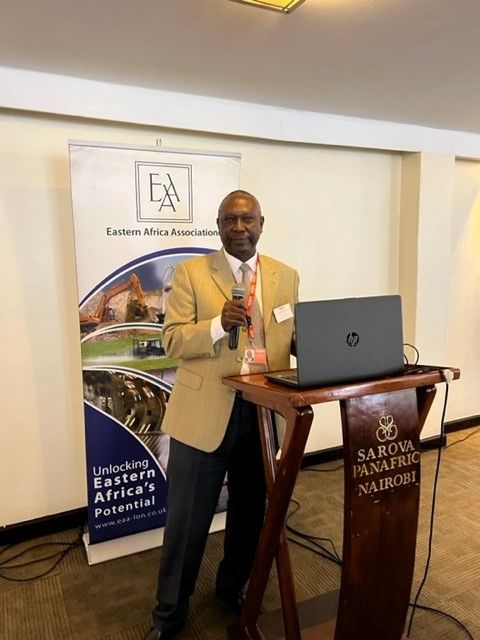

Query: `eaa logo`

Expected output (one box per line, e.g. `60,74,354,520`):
135,162,193,223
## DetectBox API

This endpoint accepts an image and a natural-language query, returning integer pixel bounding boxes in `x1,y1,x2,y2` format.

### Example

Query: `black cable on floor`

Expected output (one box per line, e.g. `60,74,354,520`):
286,499,341,564
0,544,15,559
290,387,474,640
287,535,342,567
407,381,449,636
301,463,343,473
0,526,83,582
410,604,474,640
445,426,480,449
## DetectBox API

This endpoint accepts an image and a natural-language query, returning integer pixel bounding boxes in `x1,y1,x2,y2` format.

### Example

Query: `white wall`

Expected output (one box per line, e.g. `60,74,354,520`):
447,159,480,420
2,67,480,157
398,153,456,434
0,105,475,526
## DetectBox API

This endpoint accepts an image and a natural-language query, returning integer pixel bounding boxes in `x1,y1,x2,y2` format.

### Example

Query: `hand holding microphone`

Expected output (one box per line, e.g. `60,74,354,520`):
221,283,247,350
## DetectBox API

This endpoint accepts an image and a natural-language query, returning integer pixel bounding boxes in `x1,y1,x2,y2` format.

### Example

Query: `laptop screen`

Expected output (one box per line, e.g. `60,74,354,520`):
292,295,404,387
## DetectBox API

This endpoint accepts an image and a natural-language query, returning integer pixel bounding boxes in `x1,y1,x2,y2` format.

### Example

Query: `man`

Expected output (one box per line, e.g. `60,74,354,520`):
145,190,299,639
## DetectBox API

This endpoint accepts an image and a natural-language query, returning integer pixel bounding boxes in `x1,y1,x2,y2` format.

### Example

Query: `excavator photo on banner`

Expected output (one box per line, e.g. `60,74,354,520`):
79,273,152,334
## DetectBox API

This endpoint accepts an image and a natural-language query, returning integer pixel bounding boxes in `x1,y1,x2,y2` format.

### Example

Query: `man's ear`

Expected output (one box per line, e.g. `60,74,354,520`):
260,216,265,230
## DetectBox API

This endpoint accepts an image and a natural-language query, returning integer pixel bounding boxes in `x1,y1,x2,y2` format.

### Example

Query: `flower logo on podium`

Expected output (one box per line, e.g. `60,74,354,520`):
376,415,398,442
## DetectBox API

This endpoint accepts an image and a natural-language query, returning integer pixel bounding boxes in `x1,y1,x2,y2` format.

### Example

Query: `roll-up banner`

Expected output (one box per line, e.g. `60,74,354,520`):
69,141,240,557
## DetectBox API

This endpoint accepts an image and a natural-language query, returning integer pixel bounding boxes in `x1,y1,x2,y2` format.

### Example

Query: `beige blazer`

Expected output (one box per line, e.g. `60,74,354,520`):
161,250,299,452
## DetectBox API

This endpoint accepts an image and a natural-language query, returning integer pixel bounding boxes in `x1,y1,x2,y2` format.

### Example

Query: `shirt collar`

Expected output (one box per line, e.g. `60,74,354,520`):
223,248,258,275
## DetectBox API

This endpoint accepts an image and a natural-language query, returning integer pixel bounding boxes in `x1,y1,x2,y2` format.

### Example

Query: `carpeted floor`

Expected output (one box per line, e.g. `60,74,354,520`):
1,427,479,640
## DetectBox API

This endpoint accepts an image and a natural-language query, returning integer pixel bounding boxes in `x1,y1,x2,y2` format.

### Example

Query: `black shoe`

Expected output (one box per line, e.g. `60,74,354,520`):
215,589,245,616
149,602,187,640
143,622,183,640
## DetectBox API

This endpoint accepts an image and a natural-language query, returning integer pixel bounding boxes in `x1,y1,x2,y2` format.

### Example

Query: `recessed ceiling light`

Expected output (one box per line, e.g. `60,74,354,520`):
229,0,306,14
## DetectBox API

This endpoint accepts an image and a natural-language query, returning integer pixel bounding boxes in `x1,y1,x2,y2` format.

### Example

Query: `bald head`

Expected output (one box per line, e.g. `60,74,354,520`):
216,190,264,261
218,190,261,216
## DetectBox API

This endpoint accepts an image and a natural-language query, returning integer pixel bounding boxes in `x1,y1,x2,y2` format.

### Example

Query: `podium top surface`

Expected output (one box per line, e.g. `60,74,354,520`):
223,365,460,410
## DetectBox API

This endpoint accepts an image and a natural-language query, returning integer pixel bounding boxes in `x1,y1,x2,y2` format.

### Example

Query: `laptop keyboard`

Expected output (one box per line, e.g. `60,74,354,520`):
281,373,298,382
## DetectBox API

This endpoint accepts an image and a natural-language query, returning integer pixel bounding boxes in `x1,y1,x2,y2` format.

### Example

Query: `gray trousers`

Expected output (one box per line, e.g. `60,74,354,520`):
153,395,266,626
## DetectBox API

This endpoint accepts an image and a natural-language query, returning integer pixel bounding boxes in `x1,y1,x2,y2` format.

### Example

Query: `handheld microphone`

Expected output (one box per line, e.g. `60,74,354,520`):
228,283,246,350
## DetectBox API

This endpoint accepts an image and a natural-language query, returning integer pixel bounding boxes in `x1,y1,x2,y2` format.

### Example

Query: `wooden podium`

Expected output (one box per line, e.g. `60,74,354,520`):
222,365,459,640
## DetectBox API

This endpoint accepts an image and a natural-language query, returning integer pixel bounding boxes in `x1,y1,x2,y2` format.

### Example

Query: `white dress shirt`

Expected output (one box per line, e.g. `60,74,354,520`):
210,248,263,345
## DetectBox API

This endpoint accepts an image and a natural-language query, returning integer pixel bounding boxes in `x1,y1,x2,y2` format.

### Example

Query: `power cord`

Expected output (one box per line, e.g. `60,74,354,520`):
406,369,450,635
404,343,420,365
409,603,474,640
406,368,473,639
445,426,480,450
301,463,343,473
286,498,342,565
0,526,83,582
291,369,474,639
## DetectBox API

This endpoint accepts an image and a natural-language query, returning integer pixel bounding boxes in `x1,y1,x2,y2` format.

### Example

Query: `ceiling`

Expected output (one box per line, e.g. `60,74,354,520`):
1,0,480,133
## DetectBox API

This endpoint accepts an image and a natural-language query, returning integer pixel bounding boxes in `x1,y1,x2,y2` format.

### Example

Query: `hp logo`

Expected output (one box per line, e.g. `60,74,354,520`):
346,332,359,347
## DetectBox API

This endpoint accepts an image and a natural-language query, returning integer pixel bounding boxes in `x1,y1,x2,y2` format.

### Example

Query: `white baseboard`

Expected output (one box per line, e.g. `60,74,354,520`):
83,510,226,565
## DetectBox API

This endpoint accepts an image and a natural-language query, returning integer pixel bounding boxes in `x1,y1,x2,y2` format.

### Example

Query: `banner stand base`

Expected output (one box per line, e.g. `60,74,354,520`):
83,511,227,565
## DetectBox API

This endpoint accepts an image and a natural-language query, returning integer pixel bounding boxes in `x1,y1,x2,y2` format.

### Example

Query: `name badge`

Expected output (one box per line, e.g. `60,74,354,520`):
274,303,293,323
244,347,267,364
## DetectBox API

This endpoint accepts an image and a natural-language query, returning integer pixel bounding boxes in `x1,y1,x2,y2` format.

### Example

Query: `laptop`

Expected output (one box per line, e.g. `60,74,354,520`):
265,295,404,388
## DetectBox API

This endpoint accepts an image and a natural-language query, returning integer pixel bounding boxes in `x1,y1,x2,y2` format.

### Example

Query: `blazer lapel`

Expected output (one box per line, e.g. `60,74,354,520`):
260,255,278,331
209,250,234,300
209,251,279,329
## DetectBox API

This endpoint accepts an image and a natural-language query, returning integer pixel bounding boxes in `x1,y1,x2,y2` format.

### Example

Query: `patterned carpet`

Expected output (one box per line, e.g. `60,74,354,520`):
1,427,479,640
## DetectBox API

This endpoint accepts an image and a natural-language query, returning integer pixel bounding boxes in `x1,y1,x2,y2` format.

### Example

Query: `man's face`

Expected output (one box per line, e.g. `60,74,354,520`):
217,195,264,262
